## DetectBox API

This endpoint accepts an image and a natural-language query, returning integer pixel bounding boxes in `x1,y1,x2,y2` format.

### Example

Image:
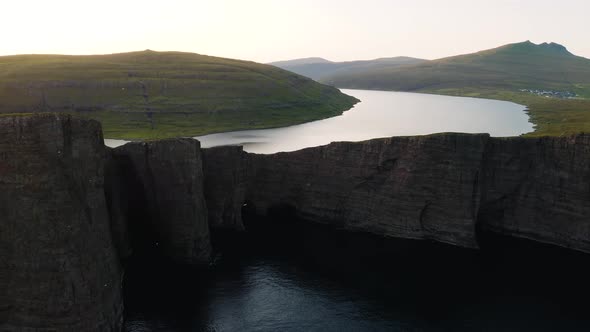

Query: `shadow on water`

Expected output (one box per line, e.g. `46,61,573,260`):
124,205,590,331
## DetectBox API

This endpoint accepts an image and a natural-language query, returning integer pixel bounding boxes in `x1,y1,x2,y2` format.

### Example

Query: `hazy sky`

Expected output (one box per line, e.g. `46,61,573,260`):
3,0,588,62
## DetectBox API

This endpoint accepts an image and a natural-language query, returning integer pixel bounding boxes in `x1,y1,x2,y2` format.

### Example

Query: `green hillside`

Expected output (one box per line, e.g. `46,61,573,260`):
324,41,590,136
0,51,358,139
270,56,426,81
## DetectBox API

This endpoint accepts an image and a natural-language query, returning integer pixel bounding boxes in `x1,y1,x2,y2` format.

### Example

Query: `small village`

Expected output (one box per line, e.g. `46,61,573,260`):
520,88,577,98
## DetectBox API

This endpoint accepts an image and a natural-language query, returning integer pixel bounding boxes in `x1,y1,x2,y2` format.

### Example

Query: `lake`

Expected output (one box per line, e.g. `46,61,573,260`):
104,89,533,153
195,89,533,154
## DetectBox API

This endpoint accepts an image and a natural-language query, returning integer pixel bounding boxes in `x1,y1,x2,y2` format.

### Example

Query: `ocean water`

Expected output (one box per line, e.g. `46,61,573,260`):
124,217,590,332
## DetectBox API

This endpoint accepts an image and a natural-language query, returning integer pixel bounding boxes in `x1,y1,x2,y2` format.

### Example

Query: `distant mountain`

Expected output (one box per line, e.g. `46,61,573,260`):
270,57,333,67
0,51,358,139
323,41,590,96
270,56,426,81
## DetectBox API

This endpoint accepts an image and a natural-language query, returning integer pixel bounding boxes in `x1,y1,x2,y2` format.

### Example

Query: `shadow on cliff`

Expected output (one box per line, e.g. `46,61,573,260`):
106,154,159,262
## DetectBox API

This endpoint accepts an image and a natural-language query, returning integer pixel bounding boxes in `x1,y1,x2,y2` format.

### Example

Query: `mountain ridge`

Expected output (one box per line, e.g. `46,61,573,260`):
323,41,590,92
320,41,590,137
270,56,426,81
270,57,333,66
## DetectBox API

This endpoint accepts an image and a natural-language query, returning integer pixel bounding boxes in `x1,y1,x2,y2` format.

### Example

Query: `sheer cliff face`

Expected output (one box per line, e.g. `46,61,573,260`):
479,135,590,251
202,146,247,232
0,115,123,331
246,134,489,248
112,139,211,264
204,133,590,253
0,116,211,330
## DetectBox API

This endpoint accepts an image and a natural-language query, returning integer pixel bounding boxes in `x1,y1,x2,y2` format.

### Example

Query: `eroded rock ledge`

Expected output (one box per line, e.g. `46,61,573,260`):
1,114,589,330
207,134,590,253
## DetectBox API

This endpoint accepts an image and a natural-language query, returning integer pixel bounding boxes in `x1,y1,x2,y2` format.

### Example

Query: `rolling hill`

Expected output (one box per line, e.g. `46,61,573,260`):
0,51,358,139
269,56,426,81
321,41,590,136
323,41,590,94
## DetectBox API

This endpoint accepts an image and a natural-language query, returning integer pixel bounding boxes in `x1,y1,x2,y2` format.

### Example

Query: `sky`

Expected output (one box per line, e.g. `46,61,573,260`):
2,0,589,63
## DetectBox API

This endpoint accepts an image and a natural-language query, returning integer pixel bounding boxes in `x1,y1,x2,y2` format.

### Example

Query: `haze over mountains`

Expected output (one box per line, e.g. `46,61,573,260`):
271,41,590,137
269,56,426,81
276,41,590,98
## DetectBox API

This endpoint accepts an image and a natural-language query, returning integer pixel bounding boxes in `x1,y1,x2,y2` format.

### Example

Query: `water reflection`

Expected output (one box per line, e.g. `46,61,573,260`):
125,218,590,332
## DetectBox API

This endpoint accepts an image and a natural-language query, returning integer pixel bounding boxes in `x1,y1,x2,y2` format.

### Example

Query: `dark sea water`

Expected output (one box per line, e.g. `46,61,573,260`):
125,216,590,332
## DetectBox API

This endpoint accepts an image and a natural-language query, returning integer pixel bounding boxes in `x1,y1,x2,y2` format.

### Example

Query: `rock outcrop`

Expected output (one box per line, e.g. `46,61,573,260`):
111,139,211,265
202,146,247,232
246,134,489,248
479,135,590,251
0,114,123,331
203,133,590,253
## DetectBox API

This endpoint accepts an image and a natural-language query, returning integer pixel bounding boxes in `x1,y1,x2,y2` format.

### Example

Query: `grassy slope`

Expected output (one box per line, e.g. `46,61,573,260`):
270,57,426,82
324,41,590,136
0,51,358,139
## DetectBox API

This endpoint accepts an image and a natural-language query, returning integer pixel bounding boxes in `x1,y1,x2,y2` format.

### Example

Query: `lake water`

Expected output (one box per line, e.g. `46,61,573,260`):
104,89,533,153
104,139,130,148
195,89,533,154
125,218,590,332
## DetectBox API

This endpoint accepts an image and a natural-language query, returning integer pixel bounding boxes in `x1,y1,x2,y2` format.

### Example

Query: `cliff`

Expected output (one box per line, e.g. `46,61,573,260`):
246,134,488,248
2,115,590,330
111,139,211,264
479,135,590,250
205,133,590,252
202,146,248,232
0,115,123,331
